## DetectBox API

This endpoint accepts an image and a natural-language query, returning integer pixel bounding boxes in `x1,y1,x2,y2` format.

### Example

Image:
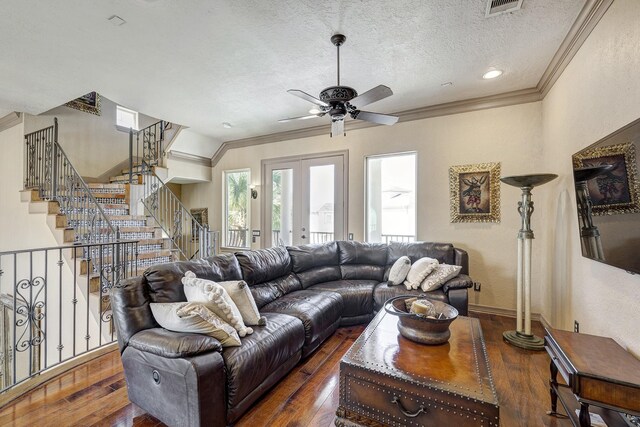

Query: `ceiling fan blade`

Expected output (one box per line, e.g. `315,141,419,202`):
352,110,399,126
349,85,393,108
331,119,345,137
278,114,322,123
287,89,330,107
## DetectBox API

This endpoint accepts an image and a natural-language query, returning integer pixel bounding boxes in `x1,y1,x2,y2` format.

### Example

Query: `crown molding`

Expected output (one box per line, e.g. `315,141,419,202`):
167,150,213,167
0,112,22,132
211,87,541,166
210,0,611,167
537,0,614,97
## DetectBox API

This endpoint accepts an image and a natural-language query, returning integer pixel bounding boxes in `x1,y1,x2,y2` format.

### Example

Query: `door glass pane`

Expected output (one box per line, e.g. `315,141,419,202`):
224,170,250,248
366,153,416,243
309,164,334,244
272,169,293,246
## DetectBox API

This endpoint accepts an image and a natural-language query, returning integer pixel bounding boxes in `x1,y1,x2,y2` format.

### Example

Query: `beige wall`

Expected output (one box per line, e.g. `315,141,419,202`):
0,121,59,252
540,0,640,355
182,101,546,312
23,96,159,178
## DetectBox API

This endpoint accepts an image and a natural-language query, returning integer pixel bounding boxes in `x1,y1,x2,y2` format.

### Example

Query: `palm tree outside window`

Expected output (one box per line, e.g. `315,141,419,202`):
224,169,250,248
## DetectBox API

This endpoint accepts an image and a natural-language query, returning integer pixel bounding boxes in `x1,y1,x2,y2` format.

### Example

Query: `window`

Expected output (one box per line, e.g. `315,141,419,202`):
116,105,139,130
224,169,251,248
366,152,416,243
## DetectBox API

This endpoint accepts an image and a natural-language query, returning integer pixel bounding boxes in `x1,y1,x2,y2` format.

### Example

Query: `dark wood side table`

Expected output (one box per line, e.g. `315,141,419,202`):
544,327,640,426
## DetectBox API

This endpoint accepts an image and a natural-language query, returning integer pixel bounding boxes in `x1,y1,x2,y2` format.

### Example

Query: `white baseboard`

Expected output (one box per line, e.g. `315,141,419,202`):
469,303,541,322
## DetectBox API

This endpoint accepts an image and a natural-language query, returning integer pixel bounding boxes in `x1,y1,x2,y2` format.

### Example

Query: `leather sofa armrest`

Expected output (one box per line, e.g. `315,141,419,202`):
128,328,222,358
453,248,469,275
442,274,473,293
122,345,227,427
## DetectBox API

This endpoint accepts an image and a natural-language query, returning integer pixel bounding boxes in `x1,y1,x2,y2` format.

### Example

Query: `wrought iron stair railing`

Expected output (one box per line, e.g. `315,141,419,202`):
128,120,171,183
139,163,212,260
0,240,138,395
24,118,118,244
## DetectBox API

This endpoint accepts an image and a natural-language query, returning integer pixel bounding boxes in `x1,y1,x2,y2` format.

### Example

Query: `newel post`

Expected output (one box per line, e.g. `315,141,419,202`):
52,118,59,199
128,128,134,184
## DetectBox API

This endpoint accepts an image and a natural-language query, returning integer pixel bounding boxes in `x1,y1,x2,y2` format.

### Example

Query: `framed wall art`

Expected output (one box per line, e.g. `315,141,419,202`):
449,162,501,223
572,141,639,215
190,208,209,240
65,92,101,116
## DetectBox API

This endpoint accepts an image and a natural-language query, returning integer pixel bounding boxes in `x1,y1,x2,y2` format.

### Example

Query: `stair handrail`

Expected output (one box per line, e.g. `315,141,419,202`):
128,120,171,183
139,161,212,260
24,118,118,243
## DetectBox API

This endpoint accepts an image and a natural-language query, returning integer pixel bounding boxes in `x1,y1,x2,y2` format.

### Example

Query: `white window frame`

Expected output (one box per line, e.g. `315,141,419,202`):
222,168,251,249
116,105,139,131
364,151,418,243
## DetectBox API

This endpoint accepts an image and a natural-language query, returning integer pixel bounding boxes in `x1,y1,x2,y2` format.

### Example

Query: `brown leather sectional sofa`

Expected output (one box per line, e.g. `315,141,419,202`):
111,240,473,426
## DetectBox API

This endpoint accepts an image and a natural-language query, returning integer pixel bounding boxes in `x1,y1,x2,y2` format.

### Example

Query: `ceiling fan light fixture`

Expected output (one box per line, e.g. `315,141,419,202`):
279,33,398,135
482,69,503,79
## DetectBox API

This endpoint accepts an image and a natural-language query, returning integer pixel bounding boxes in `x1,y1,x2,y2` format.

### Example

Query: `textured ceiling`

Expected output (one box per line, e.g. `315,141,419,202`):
0,0,586,152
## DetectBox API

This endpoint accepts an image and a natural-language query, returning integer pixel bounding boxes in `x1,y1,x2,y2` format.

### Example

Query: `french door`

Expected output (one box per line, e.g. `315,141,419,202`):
263,153,346,247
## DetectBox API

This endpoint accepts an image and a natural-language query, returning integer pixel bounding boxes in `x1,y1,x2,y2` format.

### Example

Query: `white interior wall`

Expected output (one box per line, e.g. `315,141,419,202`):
182,101,546,312
541,0,640,355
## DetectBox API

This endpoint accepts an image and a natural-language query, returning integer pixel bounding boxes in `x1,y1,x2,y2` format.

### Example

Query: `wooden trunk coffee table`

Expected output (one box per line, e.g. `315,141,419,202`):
335,308,499,426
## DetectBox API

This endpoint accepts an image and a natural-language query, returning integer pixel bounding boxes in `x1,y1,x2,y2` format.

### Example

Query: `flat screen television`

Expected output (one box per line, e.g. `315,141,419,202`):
571,117,640,274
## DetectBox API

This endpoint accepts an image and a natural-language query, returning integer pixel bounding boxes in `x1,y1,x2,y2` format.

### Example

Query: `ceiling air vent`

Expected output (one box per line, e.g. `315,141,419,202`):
485,0,523,17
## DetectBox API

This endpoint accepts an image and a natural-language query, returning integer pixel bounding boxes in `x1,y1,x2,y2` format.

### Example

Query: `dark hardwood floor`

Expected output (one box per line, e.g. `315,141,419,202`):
0,313,571,426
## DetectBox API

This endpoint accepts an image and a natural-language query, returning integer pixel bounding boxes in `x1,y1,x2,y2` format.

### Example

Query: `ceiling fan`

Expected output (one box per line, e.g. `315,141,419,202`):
279,33,399,137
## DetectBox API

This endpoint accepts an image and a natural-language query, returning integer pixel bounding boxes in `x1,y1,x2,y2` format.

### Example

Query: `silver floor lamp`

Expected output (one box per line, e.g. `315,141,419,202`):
501,173,557,351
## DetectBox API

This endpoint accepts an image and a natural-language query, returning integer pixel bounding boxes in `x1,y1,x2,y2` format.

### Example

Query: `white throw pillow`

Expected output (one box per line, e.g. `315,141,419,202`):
150,302,241,347
388,256,412,285
182,271,253,337
420,264,462,292
218,280,265,326
403,257,439,290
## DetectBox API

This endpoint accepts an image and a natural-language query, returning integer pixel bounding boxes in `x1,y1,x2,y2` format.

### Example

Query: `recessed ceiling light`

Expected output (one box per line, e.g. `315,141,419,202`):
107,15,126,26
222,122,232,129
441,82,453,87
482,69,503,79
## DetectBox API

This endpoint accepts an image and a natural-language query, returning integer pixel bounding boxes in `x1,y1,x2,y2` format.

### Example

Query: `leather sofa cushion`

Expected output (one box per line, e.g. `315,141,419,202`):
222,312,305,410
261,290,343,348
287,243,341,288
288,242,340,271
338,241,387,282
309,280,377,318
204,253,243,281
112,276,158,353
372,282,447,312
338,241,388,265
340,264,386,281
442,274,473,293
236,246,292,286
144,259,217,303
128,328,222,358
296,265,342,288
249,272,302,309
386,241,455,265
384,242,456,281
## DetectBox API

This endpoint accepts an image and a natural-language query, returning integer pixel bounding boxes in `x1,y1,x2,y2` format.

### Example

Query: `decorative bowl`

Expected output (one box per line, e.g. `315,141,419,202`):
384,296,459,345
